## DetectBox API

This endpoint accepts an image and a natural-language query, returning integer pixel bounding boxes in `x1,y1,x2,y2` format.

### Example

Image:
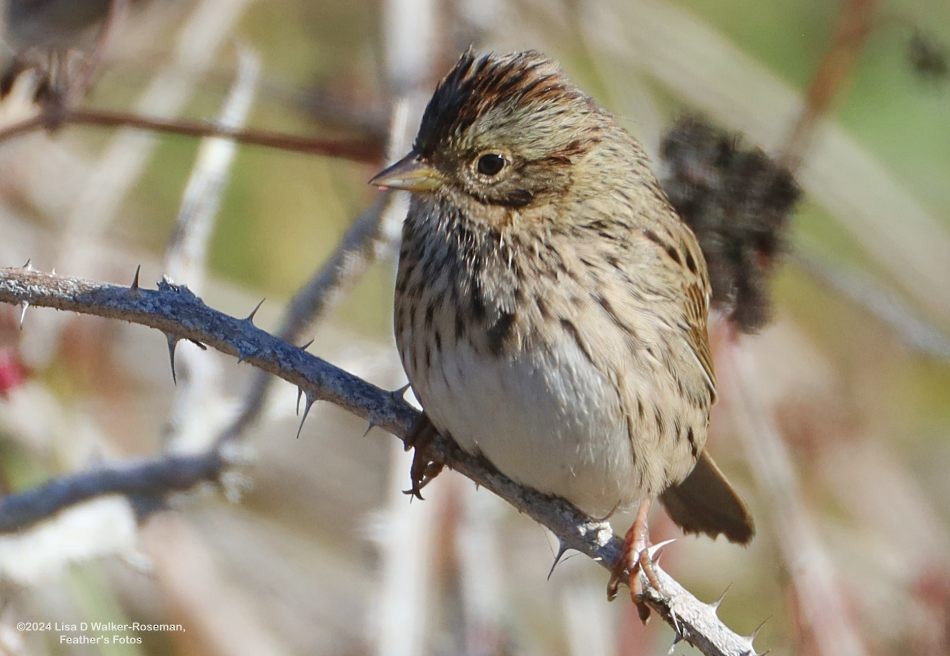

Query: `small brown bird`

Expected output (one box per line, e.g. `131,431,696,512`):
371,49,754,602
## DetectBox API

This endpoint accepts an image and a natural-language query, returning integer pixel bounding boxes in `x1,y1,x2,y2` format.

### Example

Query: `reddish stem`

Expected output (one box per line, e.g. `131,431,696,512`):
0,107,384,163
780,0,876,171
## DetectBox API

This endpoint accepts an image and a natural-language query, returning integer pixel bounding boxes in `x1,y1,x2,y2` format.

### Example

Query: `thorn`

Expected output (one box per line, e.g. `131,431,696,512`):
296,393,315,439
300,338,314,350
547,541,570,581
667,631,683,655
244,298,265,324
629,538,675,602
18,301,28,330
710,582,733,612
738,634,761,656
22,258,32,270
390,382,412,401
362,421,376,438
749,616,770,643
165,333,179,385
296,386,303,416
646,538,676,561
130,265,141,291
236,346,253,364
668,604,682,638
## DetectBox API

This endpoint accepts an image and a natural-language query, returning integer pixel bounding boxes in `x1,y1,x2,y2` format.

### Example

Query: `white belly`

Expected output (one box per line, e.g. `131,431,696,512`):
411,334,640,518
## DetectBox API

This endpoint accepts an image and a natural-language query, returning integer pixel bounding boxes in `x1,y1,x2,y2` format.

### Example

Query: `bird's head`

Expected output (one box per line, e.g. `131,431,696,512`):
371,49,607,210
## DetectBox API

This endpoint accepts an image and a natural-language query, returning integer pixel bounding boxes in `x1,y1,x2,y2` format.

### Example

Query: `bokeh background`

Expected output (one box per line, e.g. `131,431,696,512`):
0,1,948,655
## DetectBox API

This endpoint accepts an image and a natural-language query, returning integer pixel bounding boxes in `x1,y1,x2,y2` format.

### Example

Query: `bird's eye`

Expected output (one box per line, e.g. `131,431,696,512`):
476,153,507,177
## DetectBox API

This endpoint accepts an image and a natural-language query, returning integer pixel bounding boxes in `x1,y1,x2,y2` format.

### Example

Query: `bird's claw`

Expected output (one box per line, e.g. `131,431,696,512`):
607,541,657,621
404,451,443,499
402,414,444,499
607,500,669,623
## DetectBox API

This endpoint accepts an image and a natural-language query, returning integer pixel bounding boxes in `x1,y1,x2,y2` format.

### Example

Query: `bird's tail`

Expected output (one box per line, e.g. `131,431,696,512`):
660,451,755,544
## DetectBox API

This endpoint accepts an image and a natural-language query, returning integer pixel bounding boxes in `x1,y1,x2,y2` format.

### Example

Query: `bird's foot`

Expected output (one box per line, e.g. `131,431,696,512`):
606,498,660,622
403,413,444,500
607,536,656,622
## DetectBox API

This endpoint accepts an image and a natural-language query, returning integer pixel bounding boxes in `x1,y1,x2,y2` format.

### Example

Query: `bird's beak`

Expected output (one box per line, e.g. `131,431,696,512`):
369,151,443,192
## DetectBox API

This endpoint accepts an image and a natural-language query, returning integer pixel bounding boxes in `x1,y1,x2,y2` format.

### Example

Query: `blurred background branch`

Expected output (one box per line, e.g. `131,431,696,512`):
0,107,383,162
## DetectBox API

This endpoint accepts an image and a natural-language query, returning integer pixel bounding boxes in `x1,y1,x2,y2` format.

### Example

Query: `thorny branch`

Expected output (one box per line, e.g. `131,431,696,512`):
161,46,260,447
0,266,761,656
215,192,402,447
215,101,410,447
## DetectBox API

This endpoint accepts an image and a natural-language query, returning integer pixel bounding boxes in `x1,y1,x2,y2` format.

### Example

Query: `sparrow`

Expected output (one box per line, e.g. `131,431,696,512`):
371,49,754,604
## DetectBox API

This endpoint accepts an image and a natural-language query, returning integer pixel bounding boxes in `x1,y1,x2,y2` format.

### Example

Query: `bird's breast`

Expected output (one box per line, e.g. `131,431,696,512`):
397,292,645,517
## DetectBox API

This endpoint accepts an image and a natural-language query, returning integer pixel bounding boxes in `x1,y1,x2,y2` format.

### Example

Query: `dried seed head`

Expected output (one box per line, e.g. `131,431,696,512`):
659,116,801,332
